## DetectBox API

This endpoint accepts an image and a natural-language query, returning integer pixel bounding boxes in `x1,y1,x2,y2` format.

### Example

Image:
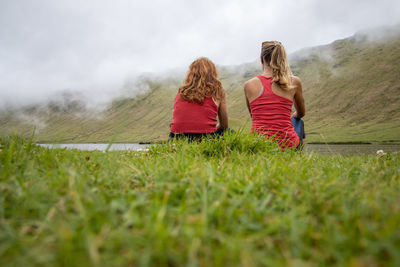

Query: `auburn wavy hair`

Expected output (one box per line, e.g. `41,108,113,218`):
261,41,293,90
179,57,224,104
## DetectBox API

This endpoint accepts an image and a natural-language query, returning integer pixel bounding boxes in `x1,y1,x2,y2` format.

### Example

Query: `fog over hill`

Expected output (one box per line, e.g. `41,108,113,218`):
1,25,400,143
2,0,400,109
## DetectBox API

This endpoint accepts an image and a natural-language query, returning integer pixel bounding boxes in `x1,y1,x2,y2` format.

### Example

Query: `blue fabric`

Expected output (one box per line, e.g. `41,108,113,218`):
291,117,305,142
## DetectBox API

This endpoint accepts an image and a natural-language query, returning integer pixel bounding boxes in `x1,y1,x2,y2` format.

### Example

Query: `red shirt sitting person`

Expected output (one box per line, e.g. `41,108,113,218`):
244,41,306,149
170,57,228,141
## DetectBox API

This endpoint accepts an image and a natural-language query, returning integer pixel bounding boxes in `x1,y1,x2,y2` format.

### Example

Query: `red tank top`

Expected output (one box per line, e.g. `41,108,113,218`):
250,75,299,148
170,93,218,133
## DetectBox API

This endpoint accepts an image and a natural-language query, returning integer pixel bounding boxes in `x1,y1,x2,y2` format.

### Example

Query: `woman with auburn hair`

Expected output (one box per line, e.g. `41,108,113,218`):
170,57,228,140
244,41,306,149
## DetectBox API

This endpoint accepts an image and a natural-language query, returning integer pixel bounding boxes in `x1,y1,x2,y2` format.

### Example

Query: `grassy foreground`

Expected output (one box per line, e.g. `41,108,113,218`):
1,134,400,266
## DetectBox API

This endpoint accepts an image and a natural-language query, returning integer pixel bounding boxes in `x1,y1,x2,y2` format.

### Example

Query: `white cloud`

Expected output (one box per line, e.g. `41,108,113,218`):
1,0,399,107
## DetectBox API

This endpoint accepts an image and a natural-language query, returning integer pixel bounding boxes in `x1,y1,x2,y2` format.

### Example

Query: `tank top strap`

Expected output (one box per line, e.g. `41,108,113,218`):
257,75,272,95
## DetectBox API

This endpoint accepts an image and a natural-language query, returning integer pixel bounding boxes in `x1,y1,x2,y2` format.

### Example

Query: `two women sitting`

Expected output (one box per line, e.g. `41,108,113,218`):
170,41,305,149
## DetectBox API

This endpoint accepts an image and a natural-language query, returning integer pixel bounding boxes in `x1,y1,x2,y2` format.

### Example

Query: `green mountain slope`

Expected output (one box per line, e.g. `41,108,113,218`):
292,30,400,143
1,27,400,143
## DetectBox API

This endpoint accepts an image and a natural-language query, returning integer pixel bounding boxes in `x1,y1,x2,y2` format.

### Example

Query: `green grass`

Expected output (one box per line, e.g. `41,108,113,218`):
1,134,400,266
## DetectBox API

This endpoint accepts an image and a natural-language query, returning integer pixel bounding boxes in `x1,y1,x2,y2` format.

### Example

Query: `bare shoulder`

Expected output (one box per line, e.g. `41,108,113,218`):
245,77,260,84
291,75,302,87
244,77,262,91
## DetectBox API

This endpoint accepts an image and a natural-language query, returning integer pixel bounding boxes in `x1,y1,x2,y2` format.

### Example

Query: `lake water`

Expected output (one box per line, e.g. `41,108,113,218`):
39,143,150,151
39,143,400,155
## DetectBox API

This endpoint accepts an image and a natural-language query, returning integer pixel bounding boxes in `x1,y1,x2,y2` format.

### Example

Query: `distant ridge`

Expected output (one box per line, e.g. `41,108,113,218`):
1,25,400,143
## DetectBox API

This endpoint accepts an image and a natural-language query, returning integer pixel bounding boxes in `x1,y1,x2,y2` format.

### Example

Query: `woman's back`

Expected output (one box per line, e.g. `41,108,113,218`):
249,75,299,148
244,41,305,149
170,93,218,133
170,57,228,137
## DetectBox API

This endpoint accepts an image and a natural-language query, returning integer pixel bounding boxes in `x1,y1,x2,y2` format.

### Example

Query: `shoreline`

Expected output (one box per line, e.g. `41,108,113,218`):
36,141,400,145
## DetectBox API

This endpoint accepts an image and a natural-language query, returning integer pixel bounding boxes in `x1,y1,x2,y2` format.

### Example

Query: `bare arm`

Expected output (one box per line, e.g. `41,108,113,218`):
244,78,262,117
245,96,251,117
292,76,305,118
217,94,229,130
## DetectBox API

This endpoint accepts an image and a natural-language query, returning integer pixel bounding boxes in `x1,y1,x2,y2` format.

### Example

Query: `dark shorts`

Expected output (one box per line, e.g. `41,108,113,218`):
291,118,305,149
169,128,226,142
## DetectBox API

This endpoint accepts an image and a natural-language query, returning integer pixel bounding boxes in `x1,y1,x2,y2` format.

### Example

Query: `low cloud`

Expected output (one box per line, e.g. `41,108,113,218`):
1,0,400,109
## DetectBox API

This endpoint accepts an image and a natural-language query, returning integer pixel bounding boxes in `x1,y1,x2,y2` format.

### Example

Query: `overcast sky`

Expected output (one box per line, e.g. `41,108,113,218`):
1,0,400,107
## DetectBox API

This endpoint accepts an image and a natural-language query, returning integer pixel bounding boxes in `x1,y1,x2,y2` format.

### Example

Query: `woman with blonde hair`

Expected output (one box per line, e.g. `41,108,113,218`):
170,57,228,141
244,41,305,149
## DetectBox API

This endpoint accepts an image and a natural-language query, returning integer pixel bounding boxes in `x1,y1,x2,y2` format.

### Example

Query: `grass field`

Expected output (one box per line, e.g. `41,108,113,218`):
1,134,400,266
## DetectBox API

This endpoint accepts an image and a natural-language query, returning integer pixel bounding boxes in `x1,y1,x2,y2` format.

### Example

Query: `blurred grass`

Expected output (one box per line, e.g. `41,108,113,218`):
1,134,400,266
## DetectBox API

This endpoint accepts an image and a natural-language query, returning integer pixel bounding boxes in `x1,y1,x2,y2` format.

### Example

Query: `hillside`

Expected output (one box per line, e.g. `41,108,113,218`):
1,26,400,143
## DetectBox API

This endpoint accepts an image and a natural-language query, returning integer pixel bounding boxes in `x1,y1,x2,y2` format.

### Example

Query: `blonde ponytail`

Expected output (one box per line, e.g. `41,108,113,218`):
261,41,293,90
